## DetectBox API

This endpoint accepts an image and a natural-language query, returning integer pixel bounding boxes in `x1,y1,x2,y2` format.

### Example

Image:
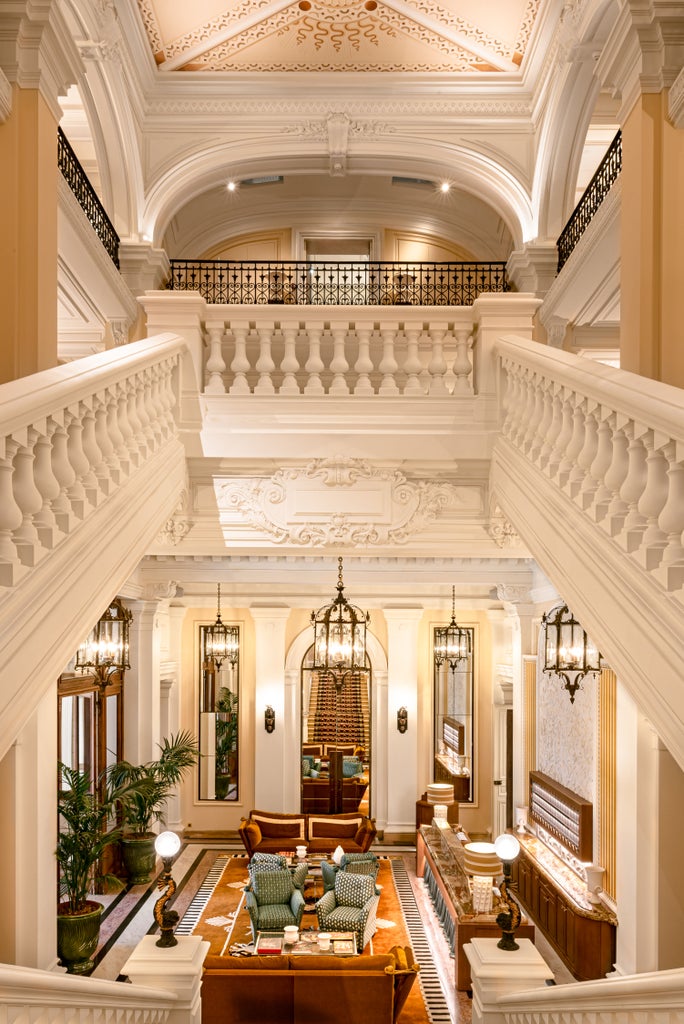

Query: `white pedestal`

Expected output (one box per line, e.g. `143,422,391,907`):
464,938,555,1024
122,935,210,1024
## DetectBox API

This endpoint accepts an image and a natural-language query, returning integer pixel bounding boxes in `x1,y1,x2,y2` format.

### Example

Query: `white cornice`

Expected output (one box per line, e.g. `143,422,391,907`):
0,67,11,122
669,64,684,127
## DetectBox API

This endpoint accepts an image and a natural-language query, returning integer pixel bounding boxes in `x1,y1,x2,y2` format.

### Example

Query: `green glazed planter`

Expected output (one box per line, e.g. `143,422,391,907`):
57,901,103,974
122,834,157,884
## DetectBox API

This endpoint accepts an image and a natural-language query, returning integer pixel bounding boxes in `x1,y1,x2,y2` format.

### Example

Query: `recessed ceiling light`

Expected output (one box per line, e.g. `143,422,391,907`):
227,180,238,192
440,182,451,193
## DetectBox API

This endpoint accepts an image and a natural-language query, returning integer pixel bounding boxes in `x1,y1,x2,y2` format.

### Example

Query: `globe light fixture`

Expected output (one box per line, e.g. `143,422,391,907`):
493,832,522,951
154,831,182,948
541,603,602,703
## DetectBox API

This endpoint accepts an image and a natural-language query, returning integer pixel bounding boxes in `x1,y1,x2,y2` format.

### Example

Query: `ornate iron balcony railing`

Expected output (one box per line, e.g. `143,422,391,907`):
58,127,120,269
167,259,508,306
557,130,622,272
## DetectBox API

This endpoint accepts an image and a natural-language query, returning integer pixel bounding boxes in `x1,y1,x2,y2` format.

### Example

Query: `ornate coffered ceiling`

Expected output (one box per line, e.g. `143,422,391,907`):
137,0,541,74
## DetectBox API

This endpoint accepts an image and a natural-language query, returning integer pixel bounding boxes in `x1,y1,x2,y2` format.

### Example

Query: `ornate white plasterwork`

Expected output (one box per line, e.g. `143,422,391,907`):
488,509,521,548
216,457,464,546
157,493,193,545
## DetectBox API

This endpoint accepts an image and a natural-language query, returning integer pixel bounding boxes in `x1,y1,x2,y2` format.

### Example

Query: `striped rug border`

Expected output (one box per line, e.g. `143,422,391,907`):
392,858,453,1023
175,853,232,935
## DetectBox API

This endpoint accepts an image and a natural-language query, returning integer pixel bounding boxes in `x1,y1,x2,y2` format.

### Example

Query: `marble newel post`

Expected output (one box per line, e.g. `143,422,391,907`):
465,938,554,1024
123,935,209,1024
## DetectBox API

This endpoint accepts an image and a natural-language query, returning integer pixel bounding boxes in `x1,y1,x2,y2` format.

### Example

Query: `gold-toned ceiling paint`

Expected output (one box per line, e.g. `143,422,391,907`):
137,0,540,73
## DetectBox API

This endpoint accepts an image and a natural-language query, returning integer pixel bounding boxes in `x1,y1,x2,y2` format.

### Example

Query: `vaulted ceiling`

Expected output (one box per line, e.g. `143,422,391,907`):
136,0,541,74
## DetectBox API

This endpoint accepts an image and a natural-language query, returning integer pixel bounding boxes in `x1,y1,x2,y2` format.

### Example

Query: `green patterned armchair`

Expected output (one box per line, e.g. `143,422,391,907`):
244,869,305,941
248,852,308,891
320,851,379,894
315,871,379,953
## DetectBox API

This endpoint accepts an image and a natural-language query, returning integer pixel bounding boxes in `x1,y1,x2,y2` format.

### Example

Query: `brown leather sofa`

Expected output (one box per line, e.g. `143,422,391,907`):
201,947,419,1024
238,809,376,859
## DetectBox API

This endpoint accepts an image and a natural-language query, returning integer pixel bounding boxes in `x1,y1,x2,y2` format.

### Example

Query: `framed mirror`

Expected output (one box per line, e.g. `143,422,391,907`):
300,644,371,817
433,626,475,802
198,624,240,801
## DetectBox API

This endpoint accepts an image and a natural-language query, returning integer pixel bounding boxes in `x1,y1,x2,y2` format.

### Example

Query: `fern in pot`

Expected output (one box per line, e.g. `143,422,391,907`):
107,731,198,884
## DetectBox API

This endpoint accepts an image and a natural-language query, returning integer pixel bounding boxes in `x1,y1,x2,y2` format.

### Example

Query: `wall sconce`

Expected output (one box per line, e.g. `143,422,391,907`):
493,832,521,951
153,831,182,948
541,603,602,703
397,707,408,733
264,705,276,733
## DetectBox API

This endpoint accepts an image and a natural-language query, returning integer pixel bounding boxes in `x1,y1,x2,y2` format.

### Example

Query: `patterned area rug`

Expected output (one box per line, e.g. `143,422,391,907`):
177,853,451,1024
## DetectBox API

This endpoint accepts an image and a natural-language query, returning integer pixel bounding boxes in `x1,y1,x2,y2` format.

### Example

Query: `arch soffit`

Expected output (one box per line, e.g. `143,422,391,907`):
285,625,388,677
143,142,533,251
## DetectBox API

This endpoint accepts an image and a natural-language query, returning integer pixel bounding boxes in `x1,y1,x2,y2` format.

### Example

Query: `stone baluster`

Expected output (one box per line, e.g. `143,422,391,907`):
109,385,131,476
603,425,631,536
616,426,648,548
584,411,616,518
65,409,93,517
146,365,164,447
135,373,155,453
353,322,375,396
521,372,545,456
547,390,575,481
558,396,586,490
402,326,423,395
0,440,23,578
569,402,598,498
427,323,449,395
512,367,535,450
95,393,120,485
500,361,521,441
633,432,668,568
254,324,276,395
205,322,227,394
538,385,563,471
452,329,473,395
124,377,144,464
161,357,179,435
279,325,301,394
50,420,78,529
528,378,553,463
32,423,62,548
329,322,350,396
657,442,684,585
11,435,43,564
81,402,107,500
229,322,252,395
304,321,326,395
378,321,399,395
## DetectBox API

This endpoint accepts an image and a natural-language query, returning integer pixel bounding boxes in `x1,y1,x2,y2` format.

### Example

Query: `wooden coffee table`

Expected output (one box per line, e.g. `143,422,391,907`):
255,930,356,956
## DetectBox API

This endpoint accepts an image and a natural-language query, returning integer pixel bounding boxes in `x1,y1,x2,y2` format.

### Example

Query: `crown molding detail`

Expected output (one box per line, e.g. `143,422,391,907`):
669,64,684,128
216,457,467,546
0,69,11,122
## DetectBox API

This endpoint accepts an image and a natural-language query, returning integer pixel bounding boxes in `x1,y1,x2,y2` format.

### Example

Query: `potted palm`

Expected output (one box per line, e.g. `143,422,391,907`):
214,687,238,800
107,731,198,884
56,762,141,974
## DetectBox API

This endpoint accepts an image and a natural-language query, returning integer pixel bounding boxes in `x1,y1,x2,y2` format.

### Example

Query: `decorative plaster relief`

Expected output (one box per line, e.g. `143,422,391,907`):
157,492,193,545
488,509,521,548
215,457,471,546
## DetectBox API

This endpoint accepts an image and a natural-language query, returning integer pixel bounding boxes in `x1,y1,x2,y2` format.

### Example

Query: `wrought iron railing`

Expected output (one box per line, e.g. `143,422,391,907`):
58,127,120,268
167,259,508,306
557,131,622,272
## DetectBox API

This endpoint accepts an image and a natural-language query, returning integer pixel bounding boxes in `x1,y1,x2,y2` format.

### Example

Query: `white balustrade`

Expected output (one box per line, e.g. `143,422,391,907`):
0,337,184,589
497,337,684,594
197,315,473,397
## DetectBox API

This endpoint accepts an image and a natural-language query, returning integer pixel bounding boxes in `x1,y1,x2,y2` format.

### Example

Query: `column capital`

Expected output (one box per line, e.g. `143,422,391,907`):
506,244,559,297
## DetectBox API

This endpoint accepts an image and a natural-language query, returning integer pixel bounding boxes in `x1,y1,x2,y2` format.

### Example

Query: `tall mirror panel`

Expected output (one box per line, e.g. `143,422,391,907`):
433,626,475,802
198,625,240,801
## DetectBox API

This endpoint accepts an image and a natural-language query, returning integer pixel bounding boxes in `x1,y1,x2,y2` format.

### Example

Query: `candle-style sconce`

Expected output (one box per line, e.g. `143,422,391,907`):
265,705,276,733
397,707,408,734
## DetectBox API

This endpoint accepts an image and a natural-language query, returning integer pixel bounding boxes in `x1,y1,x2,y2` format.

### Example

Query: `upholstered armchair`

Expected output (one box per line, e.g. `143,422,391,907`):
315,872,379,953
244,869,305,941
249,851,308,891
320,851,379,894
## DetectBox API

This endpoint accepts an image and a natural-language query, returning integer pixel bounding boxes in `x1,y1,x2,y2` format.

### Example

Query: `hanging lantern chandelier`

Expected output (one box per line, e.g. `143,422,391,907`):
311,557,369,679
205,584,239,670
541,603,602,703
75,597,132,689
434,586,471,672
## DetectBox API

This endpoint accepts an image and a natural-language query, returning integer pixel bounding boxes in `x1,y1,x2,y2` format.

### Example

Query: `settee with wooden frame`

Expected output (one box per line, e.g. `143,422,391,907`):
238,808,377,859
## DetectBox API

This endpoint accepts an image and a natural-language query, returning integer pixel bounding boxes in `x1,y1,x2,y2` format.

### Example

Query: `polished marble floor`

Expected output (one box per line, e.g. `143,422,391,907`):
92,841,574,1023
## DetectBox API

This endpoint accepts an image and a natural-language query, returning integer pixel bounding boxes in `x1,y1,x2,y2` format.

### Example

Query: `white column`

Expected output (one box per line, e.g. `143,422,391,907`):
495,589,535,816
251,607,291,811
384,608,422,833
125,600,162,764
0,684,59,969
614,682,659,974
